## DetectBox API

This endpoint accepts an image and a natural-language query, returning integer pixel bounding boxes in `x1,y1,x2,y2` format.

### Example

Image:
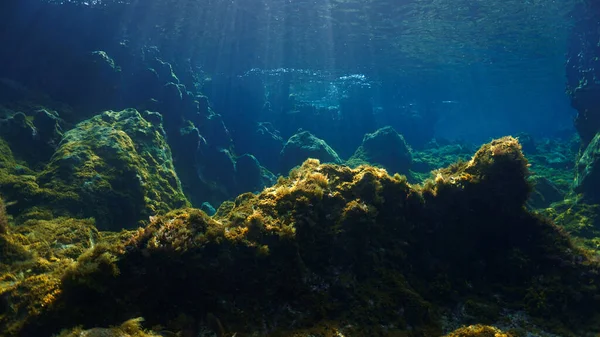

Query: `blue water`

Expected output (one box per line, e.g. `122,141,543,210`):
0,0,578,148
2,1,600,336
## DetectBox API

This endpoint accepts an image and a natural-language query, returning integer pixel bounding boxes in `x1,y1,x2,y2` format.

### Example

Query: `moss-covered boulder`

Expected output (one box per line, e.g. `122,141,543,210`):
444,324,513,337
280,130,342,173
544,195,600,251
6,136,597,337
527,175,565,209
575,132,600,203
0,216,111,336
347,126,412,174
0,138,76,218
37,109,189,230
235,153,276,195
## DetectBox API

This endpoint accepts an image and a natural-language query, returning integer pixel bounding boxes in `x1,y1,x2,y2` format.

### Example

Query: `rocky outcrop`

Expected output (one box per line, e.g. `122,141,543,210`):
566,1,600,145
279,130,342,173
2,137,597,336
527,175,565,209
575,132,600,203
37,109,189,230
347,126,412,175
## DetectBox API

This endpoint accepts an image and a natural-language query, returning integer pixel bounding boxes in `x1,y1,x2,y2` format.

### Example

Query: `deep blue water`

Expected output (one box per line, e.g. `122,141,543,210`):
0,0,582,147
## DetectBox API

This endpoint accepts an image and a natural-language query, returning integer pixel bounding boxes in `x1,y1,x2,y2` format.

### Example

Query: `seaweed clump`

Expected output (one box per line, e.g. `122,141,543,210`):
2,137,600,336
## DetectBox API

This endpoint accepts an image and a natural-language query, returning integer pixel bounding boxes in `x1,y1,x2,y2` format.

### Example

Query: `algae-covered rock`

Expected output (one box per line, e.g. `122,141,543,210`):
280,130,342,173
13,137,596,337
574,132,600,203
0,138,74,217
527,175,565,209
4,137,600,337
235,153,276,195
38,109,189,230
544,195,600,248
0,216,107,336
444,324,513,337
347,126,412,174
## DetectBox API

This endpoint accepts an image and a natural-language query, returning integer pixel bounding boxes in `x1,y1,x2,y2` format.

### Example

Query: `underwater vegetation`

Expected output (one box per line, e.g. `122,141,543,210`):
0,1,599,337
0,137,599,336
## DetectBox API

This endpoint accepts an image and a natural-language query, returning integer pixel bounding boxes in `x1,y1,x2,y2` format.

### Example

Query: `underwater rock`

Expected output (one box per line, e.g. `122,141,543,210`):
571,85,600,146
244,122,284,173
411,141,474,175
37,109,189,230
347,126,412,175
170,116,272,208
196,113,232,150
0,216,101,334
443,324,513,337
0,109,63,166
13,137,599,336
544,152,572,169
574,132,600,203
234,153,275,195
527,175,565,209
566,0,600,145
200,202,216,216
546,195,600,242
202,147,237,192
148,58,180,85
279,130,342,173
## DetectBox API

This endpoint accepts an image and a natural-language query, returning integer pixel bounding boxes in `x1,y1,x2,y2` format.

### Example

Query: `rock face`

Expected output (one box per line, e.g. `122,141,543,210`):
244,122,284,173
348,126,412,174
235,153,275,195
0,109,63,167
279,130,342,173
566,1,600,145
6,137,598,336
38,109,189,230
575,132,600,203
527,175,565,209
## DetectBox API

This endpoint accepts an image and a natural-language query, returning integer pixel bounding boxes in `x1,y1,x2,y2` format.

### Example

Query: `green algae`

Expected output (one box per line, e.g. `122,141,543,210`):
0,137,599,336
37,109,189,230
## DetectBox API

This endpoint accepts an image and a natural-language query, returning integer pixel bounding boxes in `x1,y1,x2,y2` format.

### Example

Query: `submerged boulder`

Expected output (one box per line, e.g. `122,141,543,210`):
38,109,189,230
527,175,565,209
9,137,599,336
235,153,275,195
0,108,63,167
574,132,600,203
347,126,412,174
279,130,342,173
